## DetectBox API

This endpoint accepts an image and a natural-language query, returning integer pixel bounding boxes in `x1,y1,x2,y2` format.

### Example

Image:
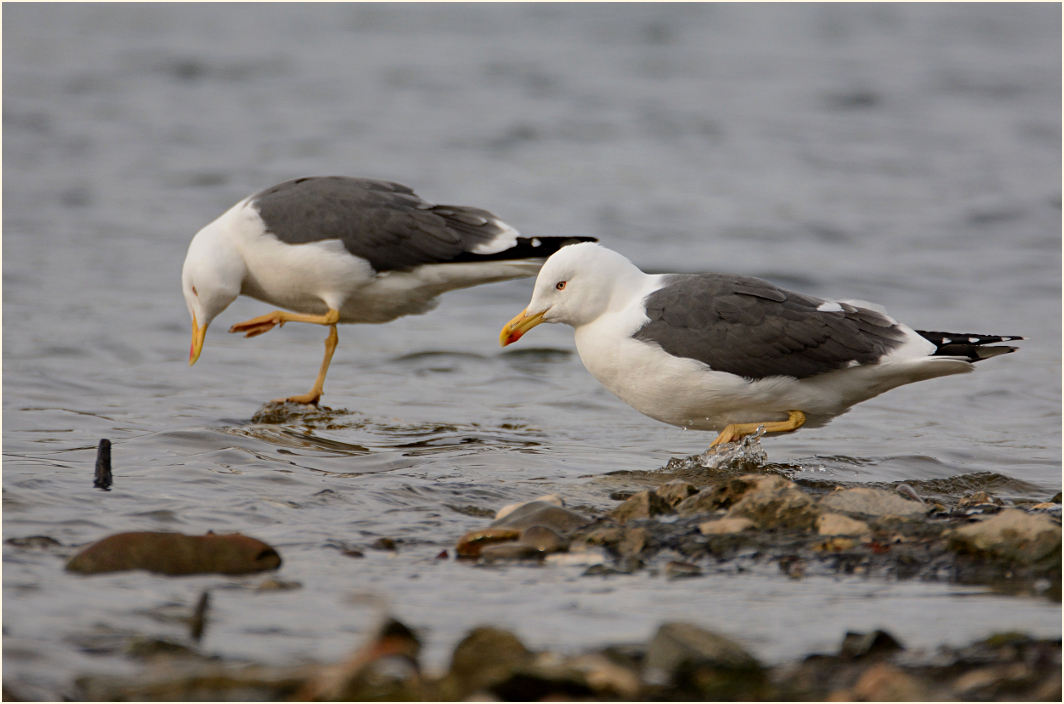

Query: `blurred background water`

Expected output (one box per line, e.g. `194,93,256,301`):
3,3,1060,697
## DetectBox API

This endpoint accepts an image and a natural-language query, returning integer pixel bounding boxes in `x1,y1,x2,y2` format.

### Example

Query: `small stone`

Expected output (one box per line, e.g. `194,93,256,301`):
438,627,532,701
495,494,563,521
370,538,397,551
301,618,422,701
1030,502,1057,510
342,549,365,558
895,483,924,503
435,550,449,559
571,524,624,551
699,517,757,535
948,508,1062,564
490,502,591,533
957,490,1004,508
519,526,566,553
546,551,606,567
1051,492,1062,504
5,536,62,549
819,487,927,517
656,480,698,507
568,653,641,699
816,513,870,536
608,490,673,524
665,561,702,579
456,529,522,558
256,578,301,592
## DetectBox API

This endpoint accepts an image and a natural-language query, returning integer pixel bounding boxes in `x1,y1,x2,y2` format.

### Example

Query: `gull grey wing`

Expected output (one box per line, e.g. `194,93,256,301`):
633,274,909,380
249,176,523,272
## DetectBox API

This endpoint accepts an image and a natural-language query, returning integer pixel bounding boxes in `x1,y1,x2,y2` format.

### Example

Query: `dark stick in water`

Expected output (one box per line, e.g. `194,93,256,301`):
190,591,210,642
94,439,112,491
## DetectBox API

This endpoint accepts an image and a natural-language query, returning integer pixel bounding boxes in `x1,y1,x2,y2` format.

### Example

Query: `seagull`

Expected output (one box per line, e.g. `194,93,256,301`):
182,176,594,404
499,243,1021,448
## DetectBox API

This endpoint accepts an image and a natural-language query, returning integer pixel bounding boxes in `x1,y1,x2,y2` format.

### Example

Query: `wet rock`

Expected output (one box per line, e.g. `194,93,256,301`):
643,622,768,699
618,526,648,556
547,550,606,567
256,578,302,591
817,513,871,537
1052,492,1062,504
571,524,624,552
675,489,721,517
519,525,566,553
839,630,903,658
699,517,756,535
567,653,641,699
5,535,62,549
303,618,422,701
489,501,591,532
957,490,1004,508
65,531,281,576
455,529,522,558
948,508,1062,564
495,494,563,521
370,537,397,551
437,626,532,700
75,663,317,701
819,487,927,518
479,542,542,561
664,561,702,579
834,662,926,701
722,475,820,530
656,480,698,507
608,490,673,524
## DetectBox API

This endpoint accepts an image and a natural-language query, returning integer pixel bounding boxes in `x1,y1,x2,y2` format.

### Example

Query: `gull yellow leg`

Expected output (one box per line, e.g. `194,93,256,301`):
708,411,806,449
228,309,342,405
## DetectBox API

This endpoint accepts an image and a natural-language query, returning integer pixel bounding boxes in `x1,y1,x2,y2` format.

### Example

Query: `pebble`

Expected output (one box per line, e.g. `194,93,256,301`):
546,551,606,567
519,525,566,553
664,561,702,579
722,475,820,530
479,543,542,561
455,529,522,558
643,622,767,699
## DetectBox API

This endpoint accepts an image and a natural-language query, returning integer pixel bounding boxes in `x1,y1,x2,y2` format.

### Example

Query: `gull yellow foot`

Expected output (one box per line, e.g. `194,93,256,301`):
229,309,341,338
708,410,806,449
268,324,340,406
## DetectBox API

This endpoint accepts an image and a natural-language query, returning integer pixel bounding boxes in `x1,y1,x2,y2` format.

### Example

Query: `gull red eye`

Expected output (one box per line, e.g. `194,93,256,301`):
555,281,567,291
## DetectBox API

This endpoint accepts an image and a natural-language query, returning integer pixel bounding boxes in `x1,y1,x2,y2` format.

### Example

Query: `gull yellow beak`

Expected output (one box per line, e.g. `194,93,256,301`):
500,308,547,347
189,313,207,366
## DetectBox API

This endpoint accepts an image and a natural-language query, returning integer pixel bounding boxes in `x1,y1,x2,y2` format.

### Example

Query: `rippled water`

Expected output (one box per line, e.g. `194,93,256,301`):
4,4,1061,697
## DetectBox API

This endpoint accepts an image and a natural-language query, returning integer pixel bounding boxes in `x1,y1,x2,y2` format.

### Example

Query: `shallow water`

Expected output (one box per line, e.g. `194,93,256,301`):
3,3,1061,696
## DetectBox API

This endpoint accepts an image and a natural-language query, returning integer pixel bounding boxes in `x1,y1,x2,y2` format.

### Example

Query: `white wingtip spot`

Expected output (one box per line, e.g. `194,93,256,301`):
942,337,952,344
968,337,979,343
469,219,521,255
532,238,541,247
817,301,844,312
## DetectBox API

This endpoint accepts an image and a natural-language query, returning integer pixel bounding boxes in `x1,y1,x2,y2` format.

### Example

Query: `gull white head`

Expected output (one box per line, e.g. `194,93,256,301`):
500,242,646,345
182,217,246,365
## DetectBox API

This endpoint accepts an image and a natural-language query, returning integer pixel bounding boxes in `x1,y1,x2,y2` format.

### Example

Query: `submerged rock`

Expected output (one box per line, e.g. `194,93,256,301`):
455,529,522,558
496,494,563,521
65,531,281,576
819,487,927,518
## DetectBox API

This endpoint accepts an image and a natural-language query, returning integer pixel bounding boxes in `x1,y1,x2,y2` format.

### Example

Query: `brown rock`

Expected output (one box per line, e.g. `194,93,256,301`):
675,489,721,517
64,531,281,576
844,662,925,701
699,517,757,535
608,490,673,524
479,543,541,561
438,627,533,700
819,488,926,518
455,529,522,558
724,475,820,530
302,618,422,701
656,480,698,507
948,508,1062,564
618,527,648,556
817,513,871,537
